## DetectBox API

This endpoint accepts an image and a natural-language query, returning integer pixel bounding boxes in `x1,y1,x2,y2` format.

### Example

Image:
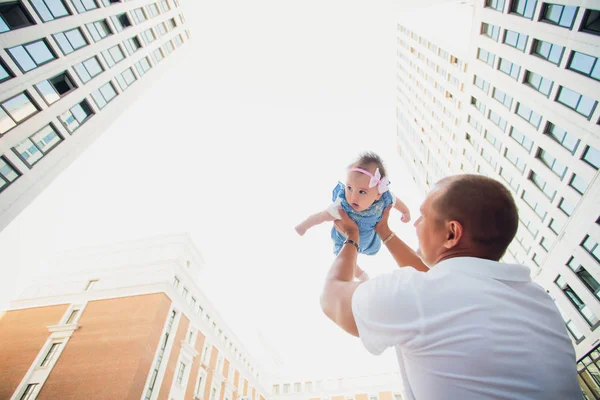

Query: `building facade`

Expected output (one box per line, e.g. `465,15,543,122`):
0,234,266,400
396,0,599,397
0,0,190,232
270,374,403,400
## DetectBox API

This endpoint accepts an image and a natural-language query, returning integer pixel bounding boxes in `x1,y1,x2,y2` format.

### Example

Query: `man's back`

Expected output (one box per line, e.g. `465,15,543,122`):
352,257,581,400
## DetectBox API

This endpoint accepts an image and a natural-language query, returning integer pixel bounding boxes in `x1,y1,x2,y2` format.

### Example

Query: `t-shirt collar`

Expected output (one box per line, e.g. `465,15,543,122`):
433,256,532,282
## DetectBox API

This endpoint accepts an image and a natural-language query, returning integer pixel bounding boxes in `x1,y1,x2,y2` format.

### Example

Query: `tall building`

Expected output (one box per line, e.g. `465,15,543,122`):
0,0,190,232
396,0,599,397
0,234,266,400
270,374,404,400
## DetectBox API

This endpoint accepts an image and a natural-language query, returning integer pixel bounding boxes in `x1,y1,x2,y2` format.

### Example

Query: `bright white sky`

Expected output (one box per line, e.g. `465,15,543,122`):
0,0,471,381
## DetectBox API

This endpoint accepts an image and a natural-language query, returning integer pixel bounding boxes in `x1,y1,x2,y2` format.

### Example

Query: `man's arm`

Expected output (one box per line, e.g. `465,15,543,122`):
320,209,361,337
376,206,428,272
295,210,336,236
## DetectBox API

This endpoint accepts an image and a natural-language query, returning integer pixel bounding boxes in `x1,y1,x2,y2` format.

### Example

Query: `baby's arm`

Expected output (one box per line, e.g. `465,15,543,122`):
393,195,411,223
295,210,336,236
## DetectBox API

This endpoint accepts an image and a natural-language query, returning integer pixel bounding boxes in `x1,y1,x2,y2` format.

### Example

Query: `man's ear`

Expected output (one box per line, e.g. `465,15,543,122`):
444,220,463,249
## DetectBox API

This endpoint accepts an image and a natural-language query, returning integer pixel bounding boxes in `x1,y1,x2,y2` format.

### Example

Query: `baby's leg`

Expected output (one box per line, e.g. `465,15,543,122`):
355,264,370,282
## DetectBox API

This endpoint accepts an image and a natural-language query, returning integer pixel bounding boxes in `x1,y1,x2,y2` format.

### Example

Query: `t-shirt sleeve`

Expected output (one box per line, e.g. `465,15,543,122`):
326,198,342,219
352,268,424,355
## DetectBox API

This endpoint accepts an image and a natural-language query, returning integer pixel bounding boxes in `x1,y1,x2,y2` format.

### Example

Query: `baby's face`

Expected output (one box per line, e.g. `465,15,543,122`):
344,170,382,212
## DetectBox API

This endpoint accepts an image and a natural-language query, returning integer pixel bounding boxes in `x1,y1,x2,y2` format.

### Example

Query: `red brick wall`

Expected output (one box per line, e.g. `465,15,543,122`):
185,331,206,399
36,293,171,400
157,312,190,400
202,346,218,400
0,304,69,399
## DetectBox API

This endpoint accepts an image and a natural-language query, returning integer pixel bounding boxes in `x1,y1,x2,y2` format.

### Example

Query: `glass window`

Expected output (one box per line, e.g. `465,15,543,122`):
569,173,589,194
0,2,35,32
176,362,186,385
70,0,97,13
504,147,527,172
580,9,600,36
524,71,553,97
541,3,578,28
568,257,600,298
510,0,537,19
35,72,77,105
0,156,21,193
30,0,70,22
59,100,93,132
556,86,597,119
132,7,146,23
544,122,579,154
488,110,508,132
167,17,176,29
558,197,575,216
86,19,112,42
143,28,155,44
152,48,164,64
0,58,12,84
509,127,533,152
498,58,521,80
548,217,564,234
521,190,548,219
73,56,104,83
531,39,564,65
8,39,56,73
503,29,528,51
582,145,600,169
492,88,513,109
156,22,167,36
174,34,183,47
147,3,159,17
53,27,88,55
20,384,38,400
486,0,505,12
116,67,136,91
537,148,566,178
0,92,39,135
582,235,600,262
101,0,120,5
500,167,520,191
135,57,152,77
111,12,132,32
515,103,542,128
160,0,169,12
529,171,556,199
13,124,63,167
477,48,495,66
556,275,599,326
484,130,502,151
101,44,125,68
474,75,491,94
124,36,142,55
471,97,486,115
568,51,600,81
40,342,61,367
91,81,117,109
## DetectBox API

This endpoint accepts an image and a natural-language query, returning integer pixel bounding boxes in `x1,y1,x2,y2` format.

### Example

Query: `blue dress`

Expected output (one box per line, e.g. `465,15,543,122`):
330,182,394,256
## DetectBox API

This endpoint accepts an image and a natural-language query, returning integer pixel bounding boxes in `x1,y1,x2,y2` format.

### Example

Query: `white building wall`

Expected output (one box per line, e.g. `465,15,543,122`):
0,0,191,232
396,0,600,359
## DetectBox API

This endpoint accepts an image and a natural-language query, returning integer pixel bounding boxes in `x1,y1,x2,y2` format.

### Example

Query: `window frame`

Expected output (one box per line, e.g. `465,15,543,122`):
7,38,57,73
12,123,64,168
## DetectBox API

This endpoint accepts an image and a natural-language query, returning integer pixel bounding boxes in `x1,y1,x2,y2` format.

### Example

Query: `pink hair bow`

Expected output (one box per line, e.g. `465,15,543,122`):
349,167,390,194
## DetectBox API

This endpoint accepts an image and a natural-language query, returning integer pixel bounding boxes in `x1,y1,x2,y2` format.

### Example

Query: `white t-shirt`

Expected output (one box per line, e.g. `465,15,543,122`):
351,257,581,400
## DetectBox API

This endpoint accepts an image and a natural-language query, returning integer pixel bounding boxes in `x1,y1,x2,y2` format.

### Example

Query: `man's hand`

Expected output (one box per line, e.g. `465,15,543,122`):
333,207,359,241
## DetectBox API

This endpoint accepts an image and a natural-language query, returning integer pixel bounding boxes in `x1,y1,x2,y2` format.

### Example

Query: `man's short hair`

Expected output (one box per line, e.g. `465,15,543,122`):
433,174,519,261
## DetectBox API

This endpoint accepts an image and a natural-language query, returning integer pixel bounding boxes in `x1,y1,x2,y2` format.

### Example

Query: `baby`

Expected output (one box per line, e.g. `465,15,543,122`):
295,152,411,280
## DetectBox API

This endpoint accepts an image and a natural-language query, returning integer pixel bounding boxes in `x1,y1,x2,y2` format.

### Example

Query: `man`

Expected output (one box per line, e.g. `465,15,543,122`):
320,174,581,399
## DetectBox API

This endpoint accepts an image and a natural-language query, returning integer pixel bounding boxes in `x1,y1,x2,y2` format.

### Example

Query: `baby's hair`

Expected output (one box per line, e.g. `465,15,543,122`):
350,151,387,177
